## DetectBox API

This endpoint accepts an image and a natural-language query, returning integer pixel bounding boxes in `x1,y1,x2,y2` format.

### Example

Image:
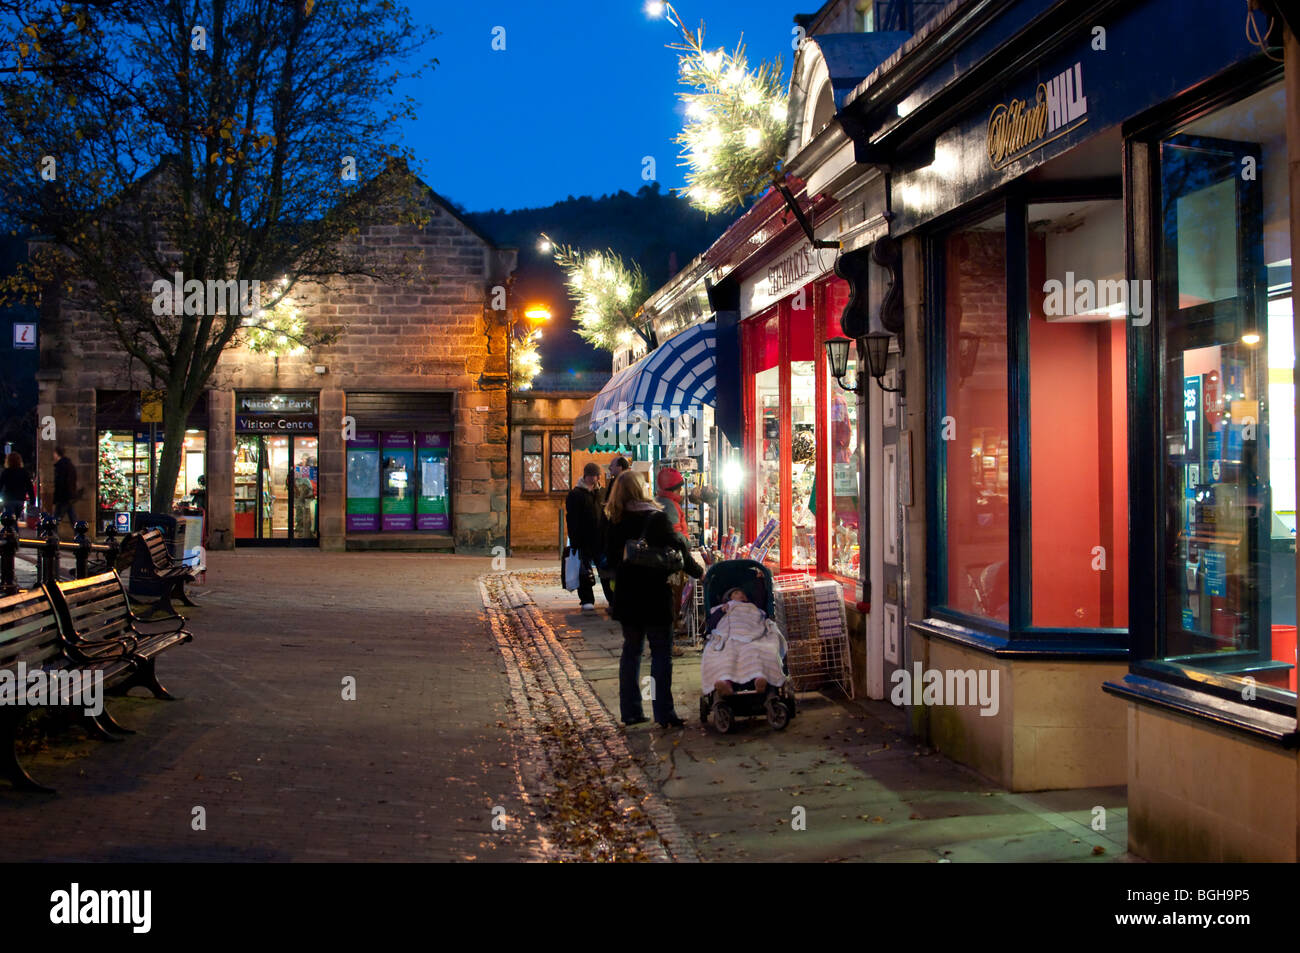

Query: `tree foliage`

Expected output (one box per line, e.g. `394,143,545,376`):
0,0,436,510
544,233,652,354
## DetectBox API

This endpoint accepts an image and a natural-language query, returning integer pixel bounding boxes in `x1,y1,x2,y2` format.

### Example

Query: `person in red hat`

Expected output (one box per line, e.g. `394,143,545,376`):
655,466,689,536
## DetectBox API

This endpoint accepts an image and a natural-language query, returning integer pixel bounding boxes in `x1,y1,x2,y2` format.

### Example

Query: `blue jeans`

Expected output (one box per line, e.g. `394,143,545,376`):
619,621,677,723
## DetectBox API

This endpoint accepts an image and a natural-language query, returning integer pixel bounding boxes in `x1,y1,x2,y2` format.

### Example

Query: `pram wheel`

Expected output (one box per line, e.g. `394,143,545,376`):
765,695,790,731
711,699,735,734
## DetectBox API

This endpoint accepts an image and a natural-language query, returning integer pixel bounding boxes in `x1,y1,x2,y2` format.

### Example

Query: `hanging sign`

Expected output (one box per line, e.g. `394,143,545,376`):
141,390,164,423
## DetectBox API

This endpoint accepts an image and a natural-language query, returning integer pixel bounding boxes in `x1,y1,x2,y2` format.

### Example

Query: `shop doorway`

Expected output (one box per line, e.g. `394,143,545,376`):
234,435,319,545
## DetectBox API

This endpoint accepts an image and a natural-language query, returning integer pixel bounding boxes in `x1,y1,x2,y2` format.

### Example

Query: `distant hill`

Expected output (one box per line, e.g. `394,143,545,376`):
466,182,732,388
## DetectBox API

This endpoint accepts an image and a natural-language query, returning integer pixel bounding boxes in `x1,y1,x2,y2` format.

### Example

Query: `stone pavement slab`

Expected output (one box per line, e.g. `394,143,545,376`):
514,555,1131,863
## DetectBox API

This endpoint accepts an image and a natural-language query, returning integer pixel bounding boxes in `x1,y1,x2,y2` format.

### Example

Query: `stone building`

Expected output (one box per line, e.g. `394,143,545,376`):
35,172,516,553
508,371,611,553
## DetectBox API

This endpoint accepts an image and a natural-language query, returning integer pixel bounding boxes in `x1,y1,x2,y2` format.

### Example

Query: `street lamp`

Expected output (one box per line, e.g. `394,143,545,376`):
824,337,860,394
861,332,900,392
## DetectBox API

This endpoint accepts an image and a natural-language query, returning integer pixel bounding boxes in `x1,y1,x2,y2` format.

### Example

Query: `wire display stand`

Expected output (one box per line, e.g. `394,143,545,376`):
773,573,854,697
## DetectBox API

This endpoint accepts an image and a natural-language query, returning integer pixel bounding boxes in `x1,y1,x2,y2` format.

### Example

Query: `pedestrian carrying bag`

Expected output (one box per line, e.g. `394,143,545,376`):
623,516,683,574
561,545,582,592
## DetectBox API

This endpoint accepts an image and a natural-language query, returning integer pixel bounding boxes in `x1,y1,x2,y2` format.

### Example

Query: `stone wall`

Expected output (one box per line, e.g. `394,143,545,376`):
35,177,515,553
509,393,612,552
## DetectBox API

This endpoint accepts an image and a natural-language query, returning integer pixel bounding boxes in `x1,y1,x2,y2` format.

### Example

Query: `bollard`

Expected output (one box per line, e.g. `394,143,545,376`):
74,521,91,579
37,514,59,586
0,513,17,595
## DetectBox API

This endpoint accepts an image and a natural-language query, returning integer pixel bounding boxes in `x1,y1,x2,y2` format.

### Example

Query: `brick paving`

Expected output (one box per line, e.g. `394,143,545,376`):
0,550,542,861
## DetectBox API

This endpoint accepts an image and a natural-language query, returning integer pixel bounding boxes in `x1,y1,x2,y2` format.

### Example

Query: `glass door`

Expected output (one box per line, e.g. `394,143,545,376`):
261,436,290,539
291,437,319,543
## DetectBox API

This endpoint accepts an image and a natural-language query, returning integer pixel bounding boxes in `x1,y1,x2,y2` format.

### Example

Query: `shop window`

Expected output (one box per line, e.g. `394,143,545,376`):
825,280,860,578
751,310,782,566
789,293,817,570
522,432,544,494
97,429,207,521
1152,81,1295,700
1028,200,1129,628
549,433,571,492
344,430,449,534
941,212,1011,622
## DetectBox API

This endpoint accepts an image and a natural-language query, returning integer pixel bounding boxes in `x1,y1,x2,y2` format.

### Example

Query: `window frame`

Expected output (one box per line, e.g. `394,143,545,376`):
1124,60,1296,716
520,430,546,496
548,432,572,493
924,189,1131,654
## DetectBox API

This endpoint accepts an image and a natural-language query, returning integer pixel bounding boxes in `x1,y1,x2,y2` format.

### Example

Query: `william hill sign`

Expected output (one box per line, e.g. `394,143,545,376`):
987,61,1088,170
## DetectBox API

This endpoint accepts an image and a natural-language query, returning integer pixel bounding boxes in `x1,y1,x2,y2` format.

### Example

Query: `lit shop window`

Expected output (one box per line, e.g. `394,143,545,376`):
1154,81,1295,699
789,292,817,570
752,310,781,567
825,280,860,579
1027,200,1129,628
942,212,1010,622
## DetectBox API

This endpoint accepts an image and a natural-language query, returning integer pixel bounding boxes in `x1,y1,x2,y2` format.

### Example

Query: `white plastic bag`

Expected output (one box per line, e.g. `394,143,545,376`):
562,546,582,592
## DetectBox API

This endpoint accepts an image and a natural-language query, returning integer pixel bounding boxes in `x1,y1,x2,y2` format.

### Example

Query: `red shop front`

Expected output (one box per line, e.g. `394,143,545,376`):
741,276,860,588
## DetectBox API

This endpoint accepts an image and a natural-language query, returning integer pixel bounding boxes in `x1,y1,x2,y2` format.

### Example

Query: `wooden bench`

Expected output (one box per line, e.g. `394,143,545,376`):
129,528,198,615
54,572,192,703
0,587,137,792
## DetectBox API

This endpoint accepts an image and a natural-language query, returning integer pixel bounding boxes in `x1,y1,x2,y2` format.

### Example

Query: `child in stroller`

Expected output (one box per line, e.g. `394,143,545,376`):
698,559,797,733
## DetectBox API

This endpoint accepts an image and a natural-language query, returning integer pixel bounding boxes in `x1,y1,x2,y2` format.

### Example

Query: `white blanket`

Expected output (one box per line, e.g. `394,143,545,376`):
700,602,786,691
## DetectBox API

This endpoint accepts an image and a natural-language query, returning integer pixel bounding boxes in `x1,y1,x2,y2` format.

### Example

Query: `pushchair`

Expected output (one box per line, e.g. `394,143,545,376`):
698,559,797,733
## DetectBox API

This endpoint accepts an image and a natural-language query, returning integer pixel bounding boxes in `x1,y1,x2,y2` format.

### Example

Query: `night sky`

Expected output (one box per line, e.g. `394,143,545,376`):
397,0,807,213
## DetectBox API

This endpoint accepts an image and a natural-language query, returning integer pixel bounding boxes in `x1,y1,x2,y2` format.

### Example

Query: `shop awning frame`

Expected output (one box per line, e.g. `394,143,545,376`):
572,322,717,451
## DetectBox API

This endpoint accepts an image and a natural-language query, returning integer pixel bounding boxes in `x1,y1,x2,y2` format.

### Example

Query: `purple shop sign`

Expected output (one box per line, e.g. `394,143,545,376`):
417,513,449,531
382,431,413,449
417,431,449,449
347,513,379,532
348,429,379,449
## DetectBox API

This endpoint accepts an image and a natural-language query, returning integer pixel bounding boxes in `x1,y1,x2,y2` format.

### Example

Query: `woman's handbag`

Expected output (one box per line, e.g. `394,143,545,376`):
623,517,684,574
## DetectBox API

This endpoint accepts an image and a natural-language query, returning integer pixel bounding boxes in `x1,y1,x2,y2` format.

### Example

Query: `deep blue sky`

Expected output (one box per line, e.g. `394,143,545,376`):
397,0,806,212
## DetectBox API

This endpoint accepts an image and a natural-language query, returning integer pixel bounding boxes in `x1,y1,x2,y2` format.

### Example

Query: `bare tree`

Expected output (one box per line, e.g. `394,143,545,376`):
0,0,437,508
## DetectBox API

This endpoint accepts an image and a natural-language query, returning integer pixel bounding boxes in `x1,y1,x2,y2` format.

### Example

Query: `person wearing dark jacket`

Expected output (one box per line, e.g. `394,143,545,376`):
0,452,35,519
603,470,702,728
564,462,603,610
595,456,630,612
52,445,79,528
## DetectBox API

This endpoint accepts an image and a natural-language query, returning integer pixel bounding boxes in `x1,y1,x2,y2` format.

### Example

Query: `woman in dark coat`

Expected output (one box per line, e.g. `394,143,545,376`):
603,469,701,728
0,452,35,518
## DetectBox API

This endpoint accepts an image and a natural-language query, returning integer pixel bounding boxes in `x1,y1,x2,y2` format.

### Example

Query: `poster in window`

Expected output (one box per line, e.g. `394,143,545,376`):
346,430,381,532
381,431,416,531
417,431,450,530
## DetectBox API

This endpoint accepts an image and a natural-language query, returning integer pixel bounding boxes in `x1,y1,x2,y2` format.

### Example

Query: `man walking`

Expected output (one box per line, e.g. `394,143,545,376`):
565,462,603,611
52,446,79,531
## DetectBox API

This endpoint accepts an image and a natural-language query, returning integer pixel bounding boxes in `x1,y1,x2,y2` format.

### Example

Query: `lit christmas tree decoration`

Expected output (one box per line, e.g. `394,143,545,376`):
242,278,309,357
664,3,789,214
542,232,653,352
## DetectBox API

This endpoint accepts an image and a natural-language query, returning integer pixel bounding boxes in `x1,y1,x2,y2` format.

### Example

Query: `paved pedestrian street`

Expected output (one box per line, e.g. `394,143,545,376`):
0,552,1130,863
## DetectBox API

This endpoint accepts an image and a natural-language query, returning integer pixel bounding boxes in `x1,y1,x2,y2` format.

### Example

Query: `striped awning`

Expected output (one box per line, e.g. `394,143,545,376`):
572,322,716,450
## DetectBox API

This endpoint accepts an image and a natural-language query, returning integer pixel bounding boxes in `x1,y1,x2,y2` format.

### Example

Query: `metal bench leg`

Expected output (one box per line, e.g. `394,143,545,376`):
115,657,178,701
150,592,178,618
95,707,135,735
80,710,123,742
0,711,55,794
176,580,198,608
